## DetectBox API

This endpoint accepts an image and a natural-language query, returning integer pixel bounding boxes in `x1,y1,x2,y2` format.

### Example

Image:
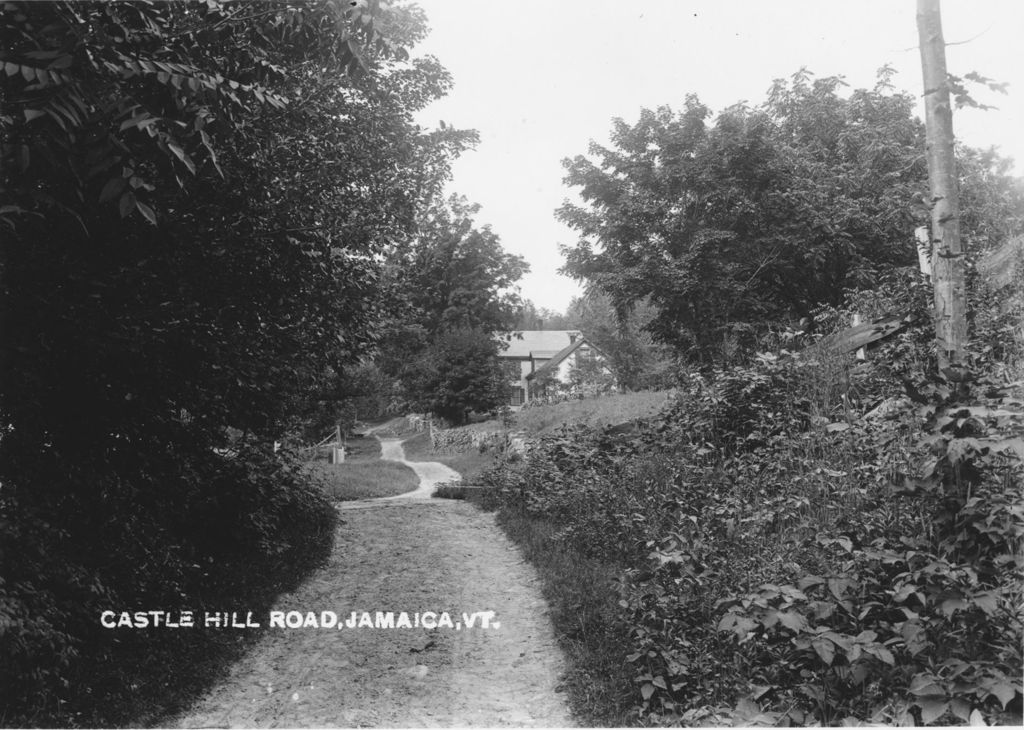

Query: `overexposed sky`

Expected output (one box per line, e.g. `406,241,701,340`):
412,1,1024,313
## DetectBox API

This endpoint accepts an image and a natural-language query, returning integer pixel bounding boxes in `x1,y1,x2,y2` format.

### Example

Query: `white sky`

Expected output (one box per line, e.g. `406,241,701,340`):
412,1,1024,313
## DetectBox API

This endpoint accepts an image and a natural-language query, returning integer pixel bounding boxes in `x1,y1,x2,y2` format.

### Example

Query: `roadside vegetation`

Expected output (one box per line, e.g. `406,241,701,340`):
513,390,673,435
0,3,497,726
3,1,1021,727
407,390,675,487
473,64,1024,726
478,283,1023,725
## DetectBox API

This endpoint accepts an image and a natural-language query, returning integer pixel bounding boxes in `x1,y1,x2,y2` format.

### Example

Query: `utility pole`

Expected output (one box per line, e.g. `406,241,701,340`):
916,0,967,372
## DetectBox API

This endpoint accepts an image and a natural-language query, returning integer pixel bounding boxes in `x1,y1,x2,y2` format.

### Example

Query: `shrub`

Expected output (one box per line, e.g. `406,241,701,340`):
481,321,1023,725
0,442,337,727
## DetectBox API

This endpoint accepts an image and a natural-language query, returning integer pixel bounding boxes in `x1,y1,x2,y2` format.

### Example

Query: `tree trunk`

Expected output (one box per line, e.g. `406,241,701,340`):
917,0,967,371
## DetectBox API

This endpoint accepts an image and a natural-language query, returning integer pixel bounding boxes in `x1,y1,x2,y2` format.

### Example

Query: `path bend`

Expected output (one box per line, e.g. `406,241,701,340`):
169,436,573,728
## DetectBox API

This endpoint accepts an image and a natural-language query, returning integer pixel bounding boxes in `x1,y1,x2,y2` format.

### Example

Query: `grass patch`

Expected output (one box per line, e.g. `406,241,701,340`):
307,434,381,463
514,390,673,435
488,507,636,726
400,431,498,482
306,459,419,500
432,483,492,500
340,435,381,461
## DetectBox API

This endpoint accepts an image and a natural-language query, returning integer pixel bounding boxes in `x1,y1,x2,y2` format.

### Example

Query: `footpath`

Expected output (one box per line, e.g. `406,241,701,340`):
169,438,573,728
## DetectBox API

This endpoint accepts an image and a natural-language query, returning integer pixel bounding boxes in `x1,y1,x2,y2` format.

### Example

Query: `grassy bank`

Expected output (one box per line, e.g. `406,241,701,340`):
306,459,419,500
307,433,381,463
514,389,673,434
490,507,637,726
477,342,1024,725
303,433,420,501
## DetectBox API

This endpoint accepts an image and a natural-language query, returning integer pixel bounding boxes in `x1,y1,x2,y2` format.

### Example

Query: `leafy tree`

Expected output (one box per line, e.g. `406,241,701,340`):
560,69,1022,363
395,194,529,334
0,1,472,722
403,327,509,425
514,299,575,330
559,70,935,359
567,291,677,390
377,195,528,418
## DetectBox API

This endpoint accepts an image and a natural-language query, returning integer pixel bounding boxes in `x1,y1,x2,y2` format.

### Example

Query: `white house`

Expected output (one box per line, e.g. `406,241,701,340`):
498,330,610,406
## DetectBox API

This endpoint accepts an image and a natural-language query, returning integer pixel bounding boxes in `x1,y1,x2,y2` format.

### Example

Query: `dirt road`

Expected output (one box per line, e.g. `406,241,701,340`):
169,441,572,728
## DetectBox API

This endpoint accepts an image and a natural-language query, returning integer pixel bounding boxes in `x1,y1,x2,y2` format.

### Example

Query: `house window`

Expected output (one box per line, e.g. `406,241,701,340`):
510,387,525,406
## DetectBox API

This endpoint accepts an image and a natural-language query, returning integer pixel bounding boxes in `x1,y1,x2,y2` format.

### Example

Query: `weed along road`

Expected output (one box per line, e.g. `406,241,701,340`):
170,440,573,728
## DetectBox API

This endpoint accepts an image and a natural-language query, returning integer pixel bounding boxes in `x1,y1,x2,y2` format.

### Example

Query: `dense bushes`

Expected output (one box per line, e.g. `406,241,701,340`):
480,277,1023,725
1,442,336,727
0,2,468,724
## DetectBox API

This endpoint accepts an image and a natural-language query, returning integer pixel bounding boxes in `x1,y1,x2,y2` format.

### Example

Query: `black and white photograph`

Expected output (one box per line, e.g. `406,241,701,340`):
1,1,1022,727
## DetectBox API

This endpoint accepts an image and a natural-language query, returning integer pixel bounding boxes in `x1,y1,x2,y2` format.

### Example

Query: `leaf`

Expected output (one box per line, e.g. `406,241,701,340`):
900,620,929,656
718,611,759,640
734,696,760,717
120,113,153,131
827,576,853,599
834,536,853,552
809,600,834,619
798,575,825,590
988,437,1024,460
810,637,836,665
777,610,807,632
640,682,655,701
166,142,197,175
867,646,895,665
118,191,136,218
939,597,968,617
968,709,986,725
949,698,972,721
909,674,943,696
946,438,981,465
849,662,870,684
135,200,157,225
971,591,999,615
917,697,948,724
825,421,850,432
99,176,128,203
989,681,1017,709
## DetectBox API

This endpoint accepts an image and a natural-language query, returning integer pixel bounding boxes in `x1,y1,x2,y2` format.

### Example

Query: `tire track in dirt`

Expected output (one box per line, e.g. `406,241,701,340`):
169,442,572,728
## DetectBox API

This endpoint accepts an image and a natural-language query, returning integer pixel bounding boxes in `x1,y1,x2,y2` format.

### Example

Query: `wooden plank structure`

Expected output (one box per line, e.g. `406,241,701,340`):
803,311,914,358
976,235,1023,292
802,233,1020,359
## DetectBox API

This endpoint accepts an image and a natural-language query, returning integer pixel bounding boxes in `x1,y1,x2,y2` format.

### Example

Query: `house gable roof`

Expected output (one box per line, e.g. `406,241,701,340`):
499,330,582,359
526,337,588,381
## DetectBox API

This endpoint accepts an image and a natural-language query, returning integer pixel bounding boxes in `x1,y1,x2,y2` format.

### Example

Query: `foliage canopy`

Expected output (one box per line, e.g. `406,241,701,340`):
558,69,1020,360
0,1,474,722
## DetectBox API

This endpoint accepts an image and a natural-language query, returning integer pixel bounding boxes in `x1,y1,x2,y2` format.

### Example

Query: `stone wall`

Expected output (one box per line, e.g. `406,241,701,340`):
428,422,529,456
